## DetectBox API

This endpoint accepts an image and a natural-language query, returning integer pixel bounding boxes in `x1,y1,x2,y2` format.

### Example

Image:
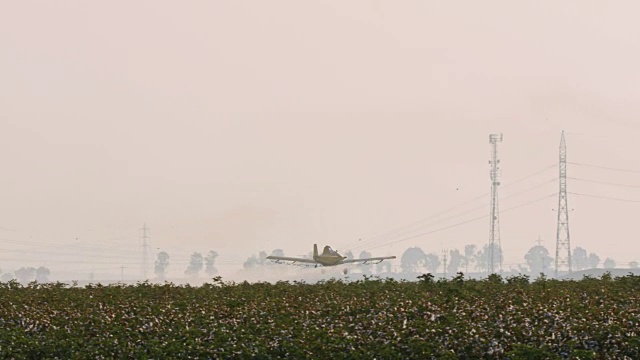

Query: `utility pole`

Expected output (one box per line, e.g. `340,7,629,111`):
140,223,150,280
488,133,503,274
555,131,572,277
120,266,126,282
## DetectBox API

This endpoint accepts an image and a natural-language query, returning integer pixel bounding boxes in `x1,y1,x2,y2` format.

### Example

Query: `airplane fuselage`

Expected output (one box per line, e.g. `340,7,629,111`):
314,254,347,266
265,244,395,267
313,244,347,266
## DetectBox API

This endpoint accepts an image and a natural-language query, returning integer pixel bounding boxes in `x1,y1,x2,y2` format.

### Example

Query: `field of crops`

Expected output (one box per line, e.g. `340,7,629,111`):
1,273,639,359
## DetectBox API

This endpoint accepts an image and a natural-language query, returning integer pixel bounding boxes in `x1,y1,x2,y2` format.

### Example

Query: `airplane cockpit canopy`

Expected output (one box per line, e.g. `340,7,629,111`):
322,246,338,255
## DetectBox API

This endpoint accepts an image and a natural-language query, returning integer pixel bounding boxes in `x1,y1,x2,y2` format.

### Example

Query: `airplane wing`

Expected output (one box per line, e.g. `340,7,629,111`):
266,256,317,264
341,256,396,264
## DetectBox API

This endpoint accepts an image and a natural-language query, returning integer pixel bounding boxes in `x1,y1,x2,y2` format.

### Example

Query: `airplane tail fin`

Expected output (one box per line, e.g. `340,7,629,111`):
313,244,318,260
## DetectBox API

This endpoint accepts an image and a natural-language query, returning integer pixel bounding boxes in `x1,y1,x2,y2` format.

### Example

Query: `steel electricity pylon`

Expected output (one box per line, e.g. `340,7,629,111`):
488,133,503,274
555,131,572,277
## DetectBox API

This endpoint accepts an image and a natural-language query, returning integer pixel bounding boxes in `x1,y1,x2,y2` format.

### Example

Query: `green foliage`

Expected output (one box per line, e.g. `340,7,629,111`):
486,273,503,284
506,344,561,359
506,274,530,286
568,349,597,359
0,275,639,357
416,273,434,284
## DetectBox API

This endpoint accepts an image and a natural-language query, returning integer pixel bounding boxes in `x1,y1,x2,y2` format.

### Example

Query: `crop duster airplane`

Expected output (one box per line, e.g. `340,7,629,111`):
266,244,396,267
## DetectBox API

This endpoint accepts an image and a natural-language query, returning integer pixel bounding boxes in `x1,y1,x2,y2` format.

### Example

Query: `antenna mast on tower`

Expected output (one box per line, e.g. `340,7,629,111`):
140,223,150,279
488,133,503,274
555,131,572,277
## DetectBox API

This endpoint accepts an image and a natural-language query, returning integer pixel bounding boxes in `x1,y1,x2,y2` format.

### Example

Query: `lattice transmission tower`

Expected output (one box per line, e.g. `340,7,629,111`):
488,133,503,274
140,223,150,279
555,131,572,277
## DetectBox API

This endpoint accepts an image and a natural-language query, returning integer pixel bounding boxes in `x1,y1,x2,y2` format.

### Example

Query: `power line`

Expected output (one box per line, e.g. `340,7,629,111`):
0,244,239,264
349,178,557,252
0,258,143,266
568,162,640,174
349,202,489,252
343,192,489,251
346,164,557,252
502,178,557,201
0,257,243,268
502,164,557,189
568,192,640,203
0,238,139,256
367,194,555,251
0,248,144,260
567,177,640,189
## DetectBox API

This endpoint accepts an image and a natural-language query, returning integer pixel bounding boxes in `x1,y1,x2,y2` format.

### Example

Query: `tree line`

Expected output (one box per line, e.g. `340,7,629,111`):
237,244,630,278
3,243,631,284
0,266,51,284
154,250,219,281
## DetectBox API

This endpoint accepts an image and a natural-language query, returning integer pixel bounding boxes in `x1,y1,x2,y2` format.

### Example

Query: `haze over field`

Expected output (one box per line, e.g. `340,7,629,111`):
1,1,640,281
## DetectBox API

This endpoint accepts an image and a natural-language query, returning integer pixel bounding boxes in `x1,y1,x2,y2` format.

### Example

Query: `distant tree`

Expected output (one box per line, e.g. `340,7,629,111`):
448,249,463,275
629,261,639,269
588,253,601,269
376,260,392,274
155,251,170,280
344,251,354,260
1,273,14,282
15,267,36,284
603,258,616,269
475,244,503,273
270,249,285,258
400,247,427,273
463,244,477,273
517,264,529,274
204,251,219,276
242,250,273,269
243,254,259,269
35,266,50,282
354,251,373,274
474,246,488,272
423,253,441,273
258,251,268,265
524,245,553,276
185,252,204,277
572,247,589,271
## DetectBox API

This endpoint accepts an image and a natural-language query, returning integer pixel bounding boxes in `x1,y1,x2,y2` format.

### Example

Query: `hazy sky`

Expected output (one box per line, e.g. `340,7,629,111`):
2,1,640,279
